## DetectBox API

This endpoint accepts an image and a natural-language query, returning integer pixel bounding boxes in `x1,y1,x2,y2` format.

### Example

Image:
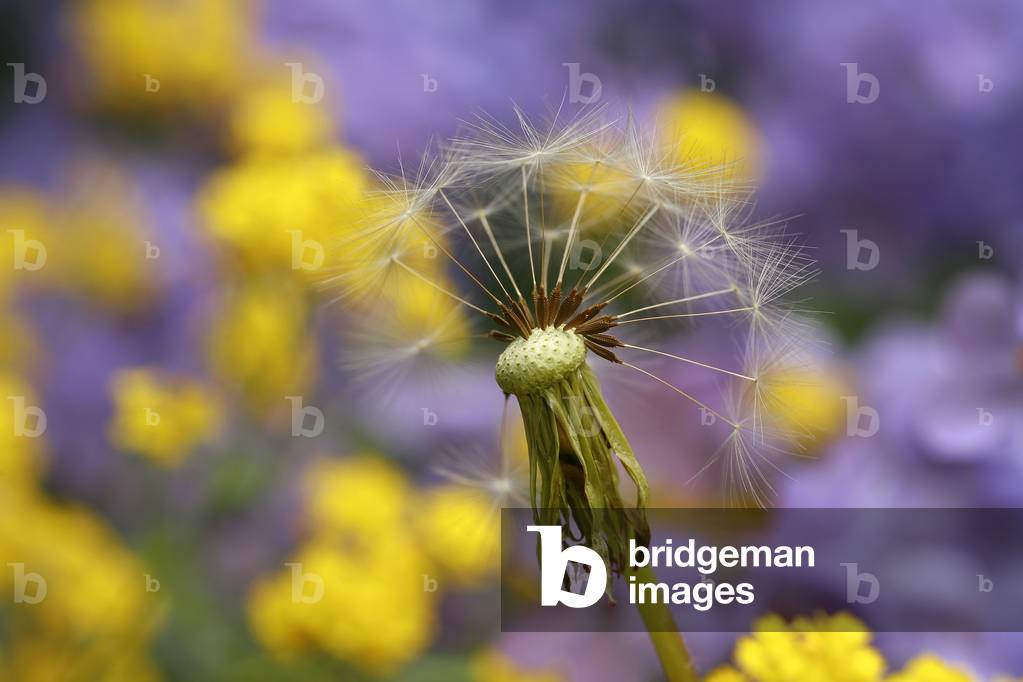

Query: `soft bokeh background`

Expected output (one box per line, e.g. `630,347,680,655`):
1,1,1021,680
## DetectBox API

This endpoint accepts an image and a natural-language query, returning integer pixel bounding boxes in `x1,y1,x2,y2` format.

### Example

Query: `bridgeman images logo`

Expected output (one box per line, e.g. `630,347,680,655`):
527,524,815,611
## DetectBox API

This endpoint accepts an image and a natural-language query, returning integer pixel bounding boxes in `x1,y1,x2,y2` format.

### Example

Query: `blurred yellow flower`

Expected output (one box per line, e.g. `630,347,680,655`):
45,205,155,313
304,456,411,538
885,655,974,682
109,368,222,467
390,272,472,356
550,160,643,231
206,280,318,415
198,148,368,278
471,649,565,682
0,632,161,682
656,90,761,180
0,187,50,298
0,309,36,372
706,613,885,682
415,485,499,586
71,0,255,115
248,455,436,675
248,536,435,675
760,365,851,448
0,490,162,677
0,373,44,487
3,165,156,313
229,81,335,156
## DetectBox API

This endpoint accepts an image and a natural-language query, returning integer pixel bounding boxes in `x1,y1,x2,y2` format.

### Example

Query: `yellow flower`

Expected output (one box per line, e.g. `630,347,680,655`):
228,81,335,156
2,164,155,312
656,90,761,180
248,536,435,675
0,632,161,682
0,489,162,653
706,613,886,682
46,204,155,313
0,373,44,486
885,655,975,682
71,0,255,115
247,455,436,675
109,368,221,467
414,485,499,586
470,649,565,682
206,280,318,415
198,148,368,278
0,187,49,298
303,456,411,538
759,365,851,448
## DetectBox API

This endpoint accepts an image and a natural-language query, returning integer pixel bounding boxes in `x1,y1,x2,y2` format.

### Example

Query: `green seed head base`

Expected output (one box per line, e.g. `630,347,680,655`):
517,362,651,588
495,326,587,396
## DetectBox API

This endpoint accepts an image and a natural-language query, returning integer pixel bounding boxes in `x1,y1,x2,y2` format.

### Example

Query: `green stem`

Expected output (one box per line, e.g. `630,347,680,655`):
630,563,699,682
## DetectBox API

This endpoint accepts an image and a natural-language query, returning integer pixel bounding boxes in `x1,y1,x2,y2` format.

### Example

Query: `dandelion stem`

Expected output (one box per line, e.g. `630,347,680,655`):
630,563,699,682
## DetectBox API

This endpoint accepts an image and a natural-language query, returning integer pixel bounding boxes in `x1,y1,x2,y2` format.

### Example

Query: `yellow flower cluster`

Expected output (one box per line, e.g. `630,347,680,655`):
886,655,974,682
1,368,162,680
199,80,472,410
198,148,368,277
0,490,163,682
70,0,255,115
0,188,48,301
228,82,336,156
414,484,500,588
247,456,433,674
246,455,501,675
109,368,222,467
0,169,155,315
205,279,319,415
0,374,43,486
0,187,170,680
707,613,980,682
196,78,356,415
470,649,565,682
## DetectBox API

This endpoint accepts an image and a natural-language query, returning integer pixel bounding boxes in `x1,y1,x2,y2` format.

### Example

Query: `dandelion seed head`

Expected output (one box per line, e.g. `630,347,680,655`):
337,105,813,508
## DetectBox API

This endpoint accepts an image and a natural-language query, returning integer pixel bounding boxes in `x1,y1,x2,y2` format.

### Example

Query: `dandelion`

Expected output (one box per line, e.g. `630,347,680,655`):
333,105,813,682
